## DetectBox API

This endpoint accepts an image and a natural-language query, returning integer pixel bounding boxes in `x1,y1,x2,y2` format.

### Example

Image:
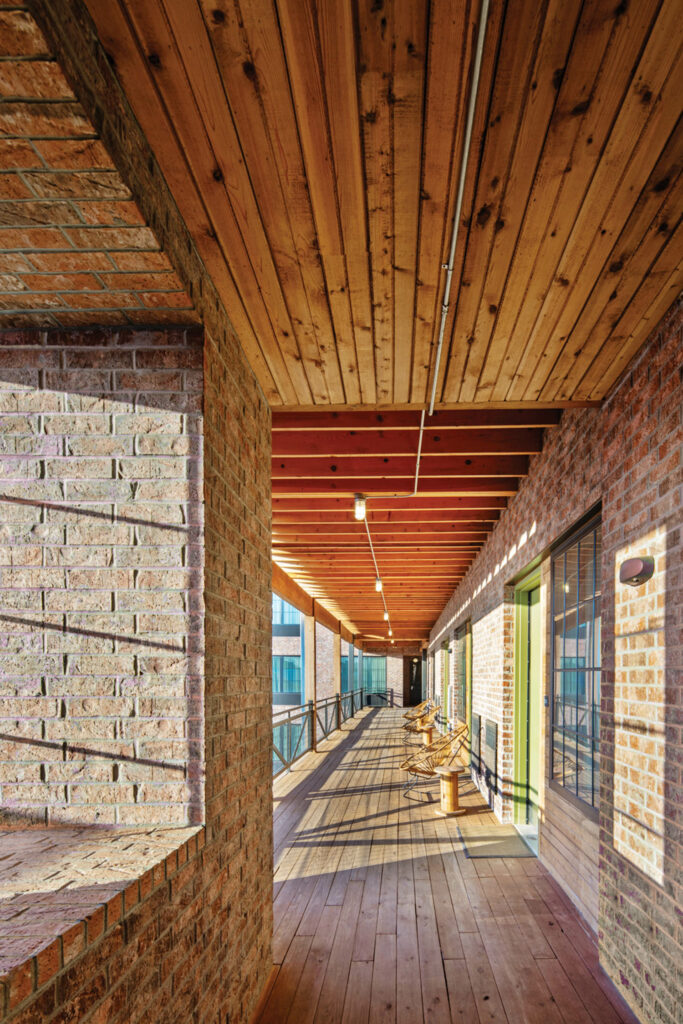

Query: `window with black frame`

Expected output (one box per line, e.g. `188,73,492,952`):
272,654,302,695
551,517,601,809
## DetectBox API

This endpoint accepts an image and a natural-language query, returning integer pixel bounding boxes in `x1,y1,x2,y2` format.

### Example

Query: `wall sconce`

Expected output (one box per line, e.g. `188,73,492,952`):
619,556,655,587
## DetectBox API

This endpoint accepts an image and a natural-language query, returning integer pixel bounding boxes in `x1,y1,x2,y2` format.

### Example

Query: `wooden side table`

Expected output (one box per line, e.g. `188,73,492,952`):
434,765,465,816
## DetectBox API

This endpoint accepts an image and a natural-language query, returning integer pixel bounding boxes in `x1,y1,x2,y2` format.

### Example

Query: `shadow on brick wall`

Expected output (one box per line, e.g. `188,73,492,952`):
0,327,205,828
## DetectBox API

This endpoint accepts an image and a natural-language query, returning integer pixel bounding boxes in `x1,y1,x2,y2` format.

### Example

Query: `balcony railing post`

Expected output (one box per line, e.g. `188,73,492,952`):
309,699,317,752
336,692,341,732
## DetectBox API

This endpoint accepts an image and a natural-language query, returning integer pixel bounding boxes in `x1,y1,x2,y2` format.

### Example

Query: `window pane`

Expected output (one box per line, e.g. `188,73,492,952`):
552,729,564,783
362,656,386,692
551,521,601,809
579,534,594,604
565,543,579,607
577,735,592,804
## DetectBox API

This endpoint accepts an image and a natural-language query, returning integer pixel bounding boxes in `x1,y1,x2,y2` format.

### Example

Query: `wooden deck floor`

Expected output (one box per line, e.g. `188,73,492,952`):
255,708,639,1024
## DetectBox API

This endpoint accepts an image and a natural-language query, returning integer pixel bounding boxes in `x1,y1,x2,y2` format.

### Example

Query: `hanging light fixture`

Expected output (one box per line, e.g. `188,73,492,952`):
388,628,393,637
383,611,389,621
375,577,382,592
353,494,367,521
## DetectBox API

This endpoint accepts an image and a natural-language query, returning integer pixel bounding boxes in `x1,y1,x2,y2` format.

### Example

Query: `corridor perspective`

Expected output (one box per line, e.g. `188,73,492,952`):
257,711,638,1024
0,0,681,1022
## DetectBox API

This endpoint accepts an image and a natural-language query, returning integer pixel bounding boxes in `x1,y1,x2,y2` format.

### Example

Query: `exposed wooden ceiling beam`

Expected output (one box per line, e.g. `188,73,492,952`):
273,477,520,495
272,496,509,510
272,410,563,429
272,509,500,523
274,532,489,546
272,428,543,457
272,455,529,477
273,522,490,535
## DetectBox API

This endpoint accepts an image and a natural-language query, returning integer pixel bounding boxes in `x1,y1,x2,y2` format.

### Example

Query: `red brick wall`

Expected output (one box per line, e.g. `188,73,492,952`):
429,299,682,1022
0,327,204,826
0,323,273,1024
202,324,272,1023
0,4,198,331
598,304,682,1024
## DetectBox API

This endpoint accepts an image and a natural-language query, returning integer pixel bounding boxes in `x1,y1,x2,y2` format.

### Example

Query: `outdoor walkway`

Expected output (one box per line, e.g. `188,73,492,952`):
255,708,639,1024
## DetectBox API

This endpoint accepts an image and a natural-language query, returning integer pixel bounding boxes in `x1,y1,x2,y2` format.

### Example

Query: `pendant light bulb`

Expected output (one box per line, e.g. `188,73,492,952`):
383,611,389,621
375,577,382,592
388,628,393,637
354,494,367,521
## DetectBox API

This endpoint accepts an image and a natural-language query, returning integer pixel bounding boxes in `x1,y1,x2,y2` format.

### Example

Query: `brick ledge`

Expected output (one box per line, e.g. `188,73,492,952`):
0,823,203,1019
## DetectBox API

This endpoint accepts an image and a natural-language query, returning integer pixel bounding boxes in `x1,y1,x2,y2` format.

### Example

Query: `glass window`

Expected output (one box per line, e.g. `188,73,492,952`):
341,655,349,692
361,655,386,693
551,518,601,809
272,654,302,694
272,595,301,626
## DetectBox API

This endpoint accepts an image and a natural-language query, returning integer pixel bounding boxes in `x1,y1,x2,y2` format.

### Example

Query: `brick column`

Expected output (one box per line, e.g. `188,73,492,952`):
332,633,342,696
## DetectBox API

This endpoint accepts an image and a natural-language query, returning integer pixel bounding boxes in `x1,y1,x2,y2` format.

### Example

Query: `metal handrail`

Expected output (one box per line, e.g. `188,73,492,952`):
272,688,364,778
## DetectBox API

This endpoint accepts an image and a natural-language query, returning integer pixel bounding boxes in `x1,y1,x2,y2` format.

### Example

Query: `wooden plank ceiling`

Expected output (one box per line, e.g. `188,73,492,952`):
82,0,682,646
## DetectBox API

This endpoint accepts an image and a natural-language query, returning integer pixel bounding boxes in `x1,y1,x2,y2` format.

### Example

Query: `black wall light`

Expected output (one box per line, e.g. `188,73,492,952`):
619,556,655,587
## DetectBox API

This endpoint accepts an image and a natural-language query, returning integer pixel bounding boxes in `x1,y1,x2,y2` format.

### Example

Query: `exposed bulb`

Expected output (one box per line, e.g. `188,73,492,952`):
353,494,367,521
375,578,382,592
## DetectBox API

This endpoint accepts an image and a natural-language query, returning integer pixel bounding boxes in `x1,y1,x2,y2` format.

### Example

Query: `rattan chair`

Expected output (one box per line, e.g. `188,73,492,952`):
400,722,468,794
402,698,433,721
403,704,440,734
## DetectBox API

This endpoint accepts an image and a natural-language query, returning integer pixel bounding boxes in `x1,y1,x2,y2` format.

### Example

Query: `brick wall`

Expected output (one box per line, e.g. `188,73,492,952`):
0,327,204,826
314,622,336,701
0,322,274,1024
598,304,682,1024
386,653,403,707
201,324,272,1023
0,5,198,330
429,299,682,1022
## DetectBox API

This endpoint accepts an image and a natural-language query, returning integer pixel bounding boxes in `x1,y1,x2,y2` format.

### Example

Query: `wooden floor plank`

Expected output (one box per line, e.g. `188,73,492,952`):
444,957,481,1024
314,879,364,1023
286,904,342,1024
460,930,509,1024
265,709,634,1024
341,960,373,1024
257,933,313,1023
370,932,398,1023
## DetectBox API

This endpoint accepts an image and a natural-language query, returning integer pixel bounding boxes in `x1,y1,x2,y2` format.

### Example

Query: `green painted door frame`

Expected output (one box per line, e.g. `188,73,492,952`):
465,622,472,764
514,569,542,826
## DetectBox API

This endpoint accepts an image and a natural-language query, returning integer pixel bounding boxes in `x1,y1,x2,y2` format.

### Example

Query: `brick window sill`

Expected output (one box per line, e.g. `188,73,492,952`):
0,823,203,1019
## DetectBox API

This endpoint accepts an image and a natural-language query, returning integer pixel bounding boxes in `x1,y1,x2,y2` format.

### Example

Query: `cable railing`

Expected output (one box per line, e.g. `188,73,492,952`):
272,688,364,778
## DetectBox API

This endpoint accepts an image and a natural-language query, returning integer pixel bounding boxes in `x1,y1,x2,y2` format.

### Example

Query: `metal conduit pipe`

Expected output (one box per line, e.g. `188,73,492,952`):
429,0,490,418
360,0,490,635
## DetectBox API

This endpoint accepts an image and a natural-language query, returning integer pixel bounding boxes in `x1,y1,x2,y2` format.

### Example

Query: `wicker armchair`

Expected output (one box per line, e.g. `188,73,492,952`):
402,698,433,721
400,723,468,793
403,704,440,734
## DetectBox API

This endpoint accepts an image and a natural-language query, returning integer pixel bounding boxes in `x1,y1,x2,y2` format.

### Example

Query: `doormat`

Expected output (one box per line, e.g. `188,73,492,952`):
456,814,535,858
